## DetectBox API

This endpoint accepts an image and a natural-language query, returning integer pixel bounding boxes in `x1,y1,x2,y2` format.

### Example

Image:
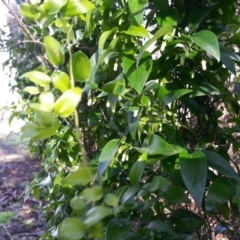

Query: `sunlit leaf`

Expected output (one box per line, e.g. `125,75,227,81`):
19,3,40,20
128,0,148,26
51,71,71,93
42,0,67,15
20,71,51,87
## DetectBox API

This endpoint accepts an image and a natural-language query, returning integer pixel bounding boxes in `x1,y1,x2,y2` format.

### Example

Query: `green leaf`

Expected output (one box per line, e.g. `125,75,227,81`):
97,139,120,179
128,0,148,26
104,194,119,206
44,36,65,67
98,27,118,56
129,153,147,186
147,220,177,237
121,186,139,204
71,51,91,81
39,92,55,111
106,218,134,240
179,151,207,207
102,73,125,94
190,83,221,97
236,183,240,214
19,3,40,20
70,197,86,211
203,150,240,182
84,206,112,227
23,86,39,95
136,134,181,156
164,185,190,203
79,186,103,202
157,8,178,27
123,51,152,93
206,177,236,210
162,89,192,106
60,0,95,17
235,82,240,100
149,176,171,192
63,166,95,186
51,71,71,93
42,0,67,15
137,25,173,65
188,30,220,61
127,106,139,140
58,218,85,240
54,87,82,117
123,25,149,38
20,71,51,87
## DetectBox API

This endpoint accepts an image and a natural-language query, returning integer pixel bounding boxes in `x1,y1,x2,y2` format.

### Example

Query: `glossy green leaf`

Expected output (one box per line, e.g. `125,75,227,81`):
129,153,147,186
54,87,82,117
42,0,67,15
164,185,190,203
39,92,55,111
190,83,221,97
123,51,152,93
44,36,65,67
157,8,178,27
123,25,149,38
97,139,120,179
98,27,118,56
162,89,192,106
51,71,71,93
102,73,125,94
106,218,134,240
128,0,148,26
149,176,171,192
136,134,181,156
104,194,119,206
63,166,95,186
19,3,40,20
20,71,51,87
60,0,95,17
180,151,207,207
203,150,240,181
84,206,112,227
137,25,173,65
58,218,85,240
121,186,139,204
188,30,220,61
206,177,236,210
70,51,91,81
70,197,86,211
23,86,39,95
79,186,103,202
147,220,177,236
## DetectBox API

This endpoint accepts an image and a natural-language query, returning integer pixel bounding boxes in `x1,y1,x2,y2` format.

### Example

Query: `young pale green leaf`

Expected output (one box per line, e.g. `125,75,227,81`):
42,0,67,15
58,218,85,240
128,0,148,26
19,3,40,20
62,166,95,186
106,218,134,240
60,0,95,17
123,51,152,93
180,151,207,207
70,51,91,81
203,150,240,182
20,71,51,87
34,110,56,126
147,220,177,237
161,89,193,106
44,36,65,67
104,194,119,206
97,139,120,179
29,103,51,112
84,206,112,227
21,123,43,139
188,30,220,61
137,25,173,65
236,183,240,214
51,71,71,93
98,27,118,56
33,121,60,140
79,186,103,202
123,25,149,38
23,86,39,95
37,12,55,29
129,152,147,186
206,178,236,210
54,87,82,117
39,92,55,111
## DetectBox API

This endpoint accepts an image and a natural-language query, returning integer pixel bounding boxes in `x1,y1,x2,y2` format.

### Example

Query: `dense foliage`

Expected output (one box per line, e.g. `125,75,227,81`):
2,0,240,239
